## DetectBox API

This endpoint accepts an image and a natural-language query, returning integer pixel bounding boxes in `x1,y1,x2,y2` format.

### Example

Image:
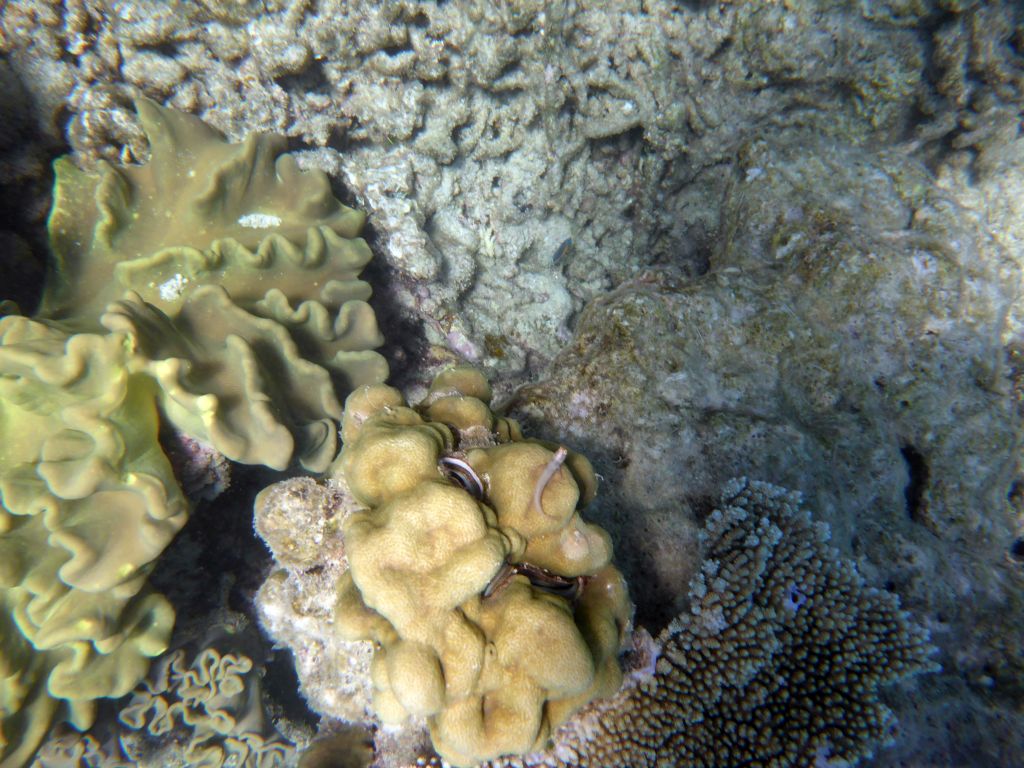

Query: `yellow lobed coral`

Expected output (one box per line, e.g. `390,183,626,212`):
101,287,355,471
39,98,387,471
0,316,185,767
1,99,390,766
44,98,374,334
331,368,631,767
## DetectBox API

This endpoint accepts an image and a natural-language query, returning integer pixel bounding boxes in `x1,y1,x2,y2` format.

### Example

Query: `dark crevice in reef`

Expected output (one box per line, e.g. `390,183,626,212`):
361,221,431,389
900,443,929,523
588,123,645,156
0,57,65,315
275,60,334,97
1009,537,1024,564
320,172,429,389
148,462,283,628
263,646,320,729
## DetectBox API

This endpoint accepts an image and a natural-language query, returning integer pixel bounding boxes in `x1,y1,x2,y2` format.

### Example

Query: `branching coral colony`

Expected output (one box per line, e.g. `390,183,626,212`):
1,102,937,768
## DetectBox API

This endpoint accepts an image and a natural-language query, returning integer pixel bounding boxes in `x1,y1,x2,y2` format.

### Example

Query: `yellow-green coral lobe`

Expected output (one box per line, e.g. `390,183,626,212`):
330,369,630,766
44,98,368,326
40,99,388,470
1,100,389,766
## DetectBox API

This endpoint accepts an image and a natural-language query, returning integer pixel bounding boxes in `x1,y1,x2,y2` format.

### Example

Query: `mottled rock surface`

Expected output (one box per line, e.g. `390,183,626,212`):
5,0,1020,394
511,128,1024,765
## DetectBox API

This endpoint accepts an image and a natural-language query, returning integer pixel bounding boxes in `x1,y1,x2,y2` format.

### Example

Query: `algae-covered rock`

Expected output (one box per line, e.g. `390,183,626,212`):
511,130,1024,762
0,315,185,766
5,0,974,387
253,477,377,728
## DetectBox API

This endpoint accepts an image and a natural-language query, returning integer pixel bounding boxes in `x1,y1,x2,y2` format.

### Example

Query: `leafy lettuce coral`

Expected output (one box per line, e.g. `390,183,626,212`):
40,97,387,471
0,316,184,766
118,643,295,767
101,287,346,471
44,98,376,334
1,98,388,765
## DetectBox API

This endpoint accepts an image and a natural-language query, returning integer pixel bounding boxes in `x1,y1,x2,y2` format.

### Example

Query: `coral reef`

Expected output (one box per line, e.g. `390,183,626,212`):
29,729,131,768
337,370,630,766
101,288,353,472
42,98,374,330
256,368,631,767
511,128,1024,762
478,479,938,767
258,474,938,768
1,2,1021,766
253,477,376,726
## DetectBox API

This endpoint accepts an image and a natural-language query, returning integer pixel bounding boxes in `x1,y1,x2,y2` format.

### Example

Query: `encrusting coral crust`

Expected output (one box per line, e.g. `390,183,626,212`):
327,367,632,767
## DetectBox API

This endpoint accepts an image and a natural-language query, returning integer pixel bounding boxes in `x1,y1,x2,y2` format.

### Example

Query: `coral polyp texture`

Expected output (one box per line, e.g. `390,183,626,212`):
480,479,938,768
38,97,387,471
256,367,632,767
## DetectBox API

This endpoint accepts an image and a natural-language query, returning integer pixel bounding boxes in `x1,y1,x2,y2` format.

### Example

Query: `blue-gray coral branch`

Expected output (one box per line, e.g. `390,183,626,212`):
480,478,938,768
